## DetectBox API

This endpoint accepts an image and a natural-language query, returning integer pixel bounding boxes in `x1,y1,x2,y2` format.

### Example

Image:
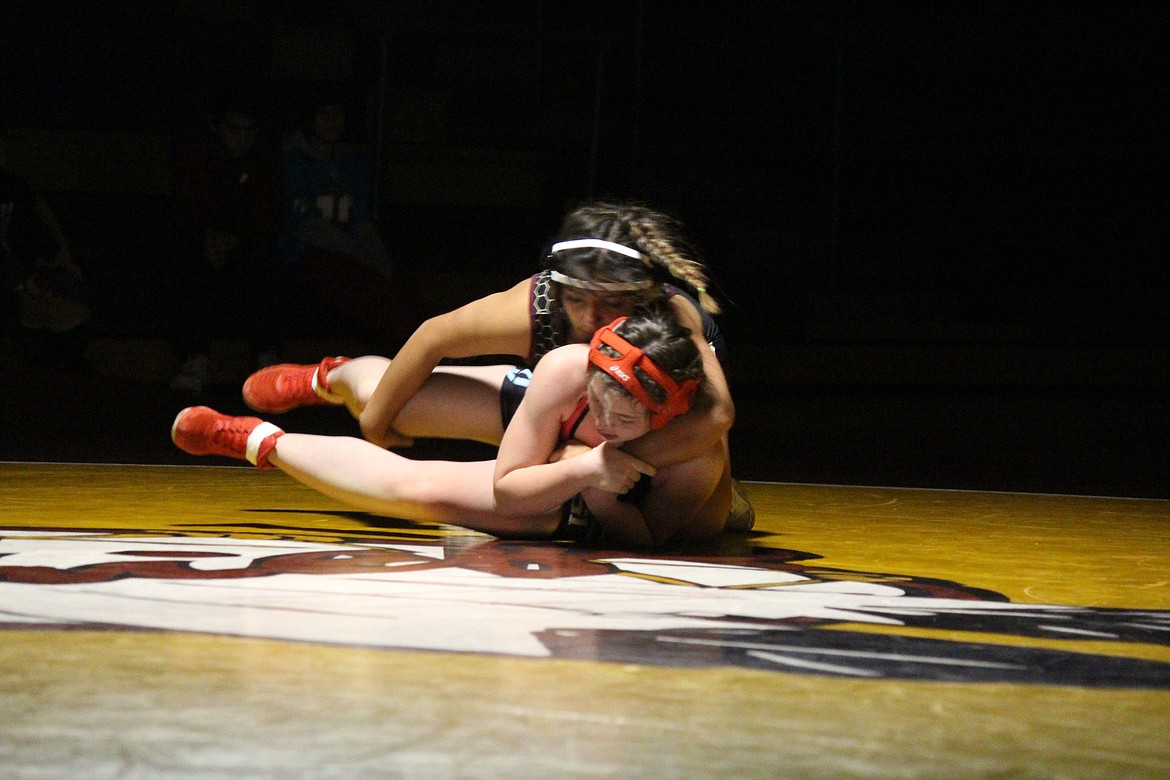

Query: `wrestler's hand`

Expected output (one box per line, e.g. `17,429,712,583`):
588,441,656,494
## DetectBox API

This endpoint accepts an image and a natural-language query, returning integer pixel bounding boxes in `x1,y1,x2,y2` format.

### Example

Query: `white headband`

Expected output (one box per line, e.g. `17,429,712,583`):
548,270,653,292
550,239,646,261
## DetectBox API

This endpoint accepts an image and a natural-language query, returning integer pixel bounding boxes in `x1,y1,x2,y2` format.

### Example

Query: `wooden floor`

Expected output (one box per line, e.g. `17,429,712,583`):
3,461,1169,778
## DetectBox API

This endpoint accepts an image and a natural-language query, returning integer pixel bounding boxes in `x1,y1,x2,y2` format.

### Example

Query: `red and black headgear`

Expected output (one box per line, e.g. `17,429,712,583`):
588,317,700,430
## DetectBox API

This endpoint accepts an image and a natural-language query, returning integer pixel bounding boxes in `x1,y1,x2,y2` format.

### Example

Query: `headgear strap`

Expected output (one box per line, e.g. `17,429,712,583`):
548,270,653,292
548,239,653,292
588,317,699,430
551,239,646,261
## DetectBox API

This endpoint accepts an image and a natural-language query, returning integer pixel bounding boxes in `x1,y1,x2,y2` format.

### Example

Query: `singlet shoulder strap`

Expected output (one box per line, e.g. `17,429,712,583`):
559,396,590,442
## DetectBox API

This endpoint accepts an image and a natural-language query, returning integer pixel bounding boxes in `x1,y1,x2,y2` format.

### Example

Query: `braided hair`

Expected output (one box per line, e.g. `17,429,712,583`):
548,201,721,315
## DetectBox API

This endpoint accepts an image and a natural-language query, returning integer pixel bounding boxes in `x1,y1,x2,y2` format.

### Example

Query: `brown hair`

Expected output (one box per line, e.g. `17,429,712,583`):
592,307,704,405
548,201,721,315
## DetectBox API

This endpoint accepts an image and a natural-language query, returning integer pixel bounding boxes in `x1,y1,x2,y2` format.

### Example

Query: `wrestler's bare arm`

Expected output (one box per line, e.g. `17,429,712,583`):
360,280,533,448
492,347,654,517
583,444,728,547
621,296,734,468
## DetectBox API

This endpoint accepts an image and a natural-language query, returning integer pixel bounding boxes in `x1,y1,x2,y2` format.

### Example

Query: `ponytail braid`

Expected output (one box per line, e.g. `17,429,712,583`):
623,206,721,316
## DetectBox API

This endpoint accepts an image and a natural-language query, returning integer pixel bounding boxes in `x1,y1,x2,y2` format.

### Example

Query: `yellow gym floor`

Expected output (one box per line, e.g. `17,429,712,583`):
2,461,1168,778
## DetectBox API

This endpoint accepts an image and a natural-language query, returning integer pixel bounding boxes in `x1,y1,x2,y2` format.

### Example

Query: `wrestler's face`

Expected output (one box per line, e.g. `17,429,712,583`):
586,373,651,444
562,288,638,343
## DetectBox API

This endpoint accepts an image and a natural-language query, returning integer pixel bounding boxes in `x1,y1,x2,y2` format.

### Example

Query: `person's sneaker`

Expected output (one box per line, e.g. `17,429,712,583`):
169,353,212,394
242,356,349,413
171,406,283,469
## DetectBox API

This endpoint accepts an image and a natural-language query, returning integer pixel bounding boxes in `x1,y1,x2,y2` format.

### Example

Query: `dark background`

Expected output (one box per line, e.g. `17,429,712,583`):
2,1,1166,498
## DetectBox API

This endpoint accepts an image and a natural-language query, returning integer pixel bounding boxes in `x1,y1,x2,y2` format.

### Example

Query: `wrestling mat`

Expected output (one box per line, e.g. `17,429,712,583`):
2,462,1168,778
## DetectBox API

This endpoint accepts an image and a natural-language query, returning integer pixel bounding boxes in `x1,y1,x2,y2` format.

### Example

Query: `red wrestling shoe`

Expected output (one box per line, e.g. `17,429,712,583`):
242,356,350,413
171,406,283,469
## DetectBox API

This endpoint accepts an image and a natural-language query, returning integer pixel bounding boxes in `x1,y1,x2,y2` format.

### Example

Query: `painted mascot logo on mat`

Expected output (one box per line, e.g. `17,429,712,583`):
1,524,1168,688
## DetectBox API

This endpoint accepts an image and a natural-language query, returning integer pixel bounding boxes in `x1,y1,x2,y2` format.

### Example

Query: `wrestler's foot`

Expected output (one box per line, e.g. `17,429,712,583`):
171,406,283,469
725,478,756,532
242,356,350,414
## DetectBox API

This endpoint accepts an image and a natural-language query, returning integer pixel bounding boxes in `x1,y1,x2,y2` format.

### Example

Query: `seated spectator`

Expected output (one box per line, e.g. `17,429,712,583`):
168,86,283,393
278,81,418,350
0,127,89,366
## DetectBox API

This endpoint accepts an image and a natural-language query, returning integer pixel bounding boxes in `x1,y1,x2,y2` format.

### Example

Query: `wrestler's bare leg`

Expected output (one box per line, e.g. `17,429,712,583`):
268,432,560,537
320,356,390,418
324,358,514,445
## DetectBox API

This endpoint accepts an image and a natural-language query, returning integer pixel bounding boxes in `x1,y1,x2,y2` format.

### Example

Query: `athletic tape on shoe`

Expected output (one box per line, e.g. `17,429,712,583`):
246,422,284,467
311,362,343,403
